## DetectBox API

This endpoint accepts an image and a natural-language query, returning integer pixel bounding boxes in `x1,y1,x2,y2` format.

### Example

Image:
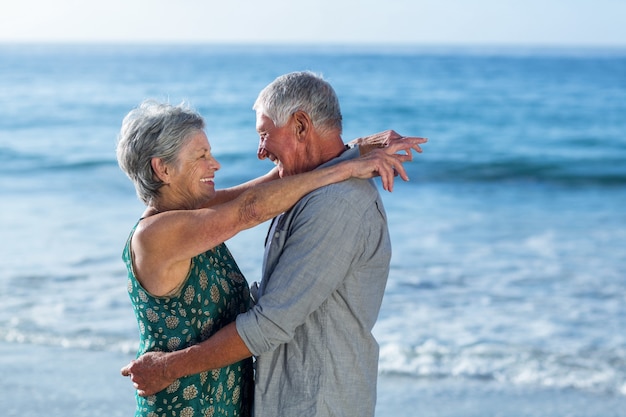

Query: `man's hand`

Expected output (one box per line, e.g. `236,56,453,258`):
121,351,173,397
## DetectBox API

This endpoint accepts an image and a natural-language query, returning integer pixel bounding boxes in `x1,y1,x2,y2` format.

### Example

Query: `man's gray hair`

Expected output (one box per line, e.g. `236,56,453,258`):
116,100,205,205
253,71,342,134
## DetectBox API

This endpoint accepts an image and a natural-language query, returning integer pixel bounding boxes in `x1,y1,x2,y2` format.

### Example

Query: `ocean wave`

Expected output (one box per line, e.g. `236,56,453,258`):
44,159,118,172
378,340,626,396
0,327,137,356
0,147,117,174
413,157,626,187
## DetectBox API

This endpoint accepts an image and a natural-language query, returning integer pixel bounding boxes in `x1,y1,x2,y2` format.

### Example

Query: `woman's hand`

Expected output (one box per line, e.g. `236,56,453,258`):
347,138,427,192
349,130,428,155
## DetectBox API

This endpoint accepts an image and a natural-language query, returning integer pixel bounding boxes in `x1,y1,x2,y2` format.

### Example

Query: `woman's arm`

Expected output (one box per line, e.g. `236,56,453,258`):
208,132,426,207
149,142,416,255
207,167,279,207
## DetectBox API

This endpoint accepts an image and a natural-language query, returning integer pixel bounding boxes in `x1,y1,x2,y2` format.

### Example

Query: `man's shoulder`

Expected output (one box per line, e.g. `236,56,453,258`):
290,178,380,220
315,148,378,196
310,177,378,201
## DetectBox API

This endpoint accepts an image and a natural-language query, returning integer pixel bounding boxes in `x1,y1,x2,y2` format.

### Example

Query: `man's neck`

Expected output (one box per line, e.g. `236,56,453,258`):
291,130,345,175
314,134,346,166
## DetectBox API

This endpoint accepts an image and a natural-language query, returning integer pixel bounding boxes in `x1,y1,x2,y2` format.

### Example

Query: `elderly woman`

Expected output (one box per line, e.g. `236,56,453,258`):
117,100,420,417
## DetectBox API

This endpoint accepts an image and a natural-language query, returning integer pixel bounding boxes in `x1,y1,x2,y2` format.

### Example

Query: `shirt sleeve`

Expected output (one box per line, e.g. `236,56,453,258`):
236,184,367,355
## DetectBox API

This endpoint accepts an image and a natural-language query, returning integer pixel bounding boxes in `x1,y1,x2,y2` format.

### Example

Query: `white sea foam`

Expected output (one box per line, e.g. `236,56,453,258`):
377,339,626,396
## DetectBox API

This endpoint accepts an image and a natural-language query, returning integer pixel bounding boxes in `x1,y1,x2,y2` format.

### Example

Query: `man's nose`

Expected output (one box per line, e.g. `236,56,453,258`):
257,141,268,160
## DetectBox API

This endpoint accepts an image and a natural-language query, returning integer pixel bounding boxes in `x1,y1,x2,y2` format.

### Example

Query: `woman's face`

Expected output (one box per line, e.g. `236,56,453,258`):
168,130,221,209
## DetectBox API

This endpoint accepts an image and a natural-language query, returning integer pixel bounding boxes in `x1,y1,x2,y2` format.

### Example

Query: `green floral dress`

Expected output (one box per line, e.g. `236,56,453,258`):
123,222,253,417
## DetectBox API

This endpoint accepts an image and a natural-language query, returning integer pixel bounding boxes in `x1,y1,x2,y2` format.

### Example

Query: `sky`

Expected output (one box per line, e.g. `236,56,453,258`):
1,0,625,47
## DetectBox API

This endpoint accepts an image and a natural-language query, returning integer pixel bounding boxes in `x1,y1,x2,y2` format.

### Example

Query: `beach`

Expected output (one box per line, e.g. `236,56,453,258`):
3,341,626,417
1,45,625,416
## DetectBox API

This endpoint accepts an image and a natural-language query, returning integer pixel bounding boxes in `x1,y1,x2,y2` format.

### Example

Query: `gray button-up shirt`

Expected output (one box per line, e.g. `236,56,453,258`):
236,149,391,417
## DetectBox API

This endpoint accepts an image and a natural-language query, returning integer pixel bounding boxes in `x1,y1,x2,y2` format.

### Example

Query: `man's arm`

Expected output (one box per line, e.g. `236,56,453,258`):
121,322,250,397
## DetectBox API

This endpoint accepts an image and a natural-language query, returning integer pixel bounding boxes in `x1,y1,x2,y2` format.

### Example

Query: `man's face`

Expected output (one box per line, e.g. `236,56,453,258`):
256,112,309,177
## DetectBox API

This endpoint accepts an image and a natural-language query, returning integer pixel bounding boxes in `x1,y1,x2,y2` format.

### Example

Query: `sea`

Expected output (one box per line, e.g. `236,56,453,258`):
1,44,625,416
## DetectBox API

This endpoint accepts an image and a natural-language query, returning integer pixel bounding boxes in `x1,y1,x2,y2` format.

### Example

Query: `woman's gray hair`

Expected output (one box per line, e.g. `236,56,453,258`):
253,71,342,134
116,100,205,205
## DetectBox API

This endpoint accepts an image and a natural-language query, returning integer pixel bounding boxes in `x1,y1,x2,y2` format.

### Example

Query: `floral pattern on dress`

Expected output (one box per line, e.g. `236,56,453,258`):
123,226,253,417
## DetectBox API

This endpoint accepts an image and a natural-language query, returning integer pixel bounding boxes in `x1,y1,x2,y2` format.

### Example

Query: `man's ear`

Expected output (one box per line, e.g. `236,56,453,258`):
151,157,170,184
293,111,312,141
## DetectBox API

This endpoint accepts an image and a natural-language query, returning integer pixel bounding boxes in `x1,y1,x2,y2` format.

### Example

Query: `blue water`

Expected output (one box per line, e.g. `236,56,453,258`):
1,44,625,398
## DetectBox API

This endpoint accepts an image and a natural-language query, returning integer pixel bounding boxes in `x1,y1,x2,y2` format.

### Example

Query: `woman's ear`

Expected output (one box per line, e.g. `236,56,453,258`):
151,157,170,184
293,110,312,141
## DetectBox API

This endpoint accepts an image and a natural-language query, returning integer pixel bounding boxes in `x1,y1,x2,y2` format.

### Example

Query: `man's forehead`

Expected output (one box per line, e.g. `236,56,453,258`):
256,112,274,129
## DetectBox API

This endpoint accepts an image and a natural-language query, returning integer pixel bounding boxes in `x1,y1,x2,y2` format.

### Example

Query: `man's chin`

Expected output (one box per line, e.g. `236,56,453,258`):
275,161,285,177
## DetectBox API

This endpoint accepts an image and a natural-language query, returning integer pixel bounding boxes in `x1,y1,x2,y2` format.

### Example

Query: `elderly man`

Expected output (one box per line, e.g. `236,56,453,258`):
122,71,426,417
